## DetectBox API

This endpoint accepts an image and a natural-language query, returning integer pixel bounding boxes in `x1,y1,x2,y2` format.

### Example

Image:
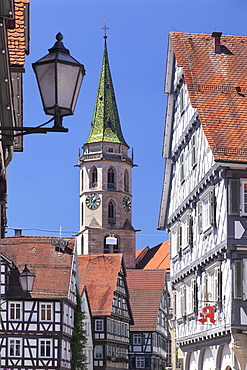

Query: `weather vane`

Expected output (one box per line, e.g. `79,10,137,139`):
102,20,109,39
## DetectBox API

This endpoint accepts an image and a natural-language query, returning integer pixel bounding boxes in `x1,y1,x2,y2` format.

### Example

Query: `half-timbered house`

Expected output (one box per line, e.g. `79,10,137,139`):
0,235,77,370
81,285,93,370
78,254,133,370
127,269,170,370
158,31,247,369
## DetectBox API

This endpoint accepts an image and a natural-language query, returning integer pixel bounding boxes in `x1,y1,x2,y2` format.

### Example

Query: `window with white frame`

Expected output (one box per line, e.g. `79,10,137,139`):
197,188,215,234
240,179,247,216
170,226,177,259
203,265,221,304
40,303,52,321
39,339,52,358
9,302,21,320
95,319,104,331
9,338,22,357
94,345,103,359
190,133,197,168
180,211,192,249
186,281,193,314
136,357,145,368
133,334,142,345
180,85,185,114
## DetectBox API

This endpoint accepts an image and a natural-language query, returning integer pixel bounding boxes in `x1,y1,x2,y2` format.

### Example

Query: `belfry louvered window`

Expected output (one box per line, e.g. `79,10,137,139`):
108,167,116,189
90,167,98,188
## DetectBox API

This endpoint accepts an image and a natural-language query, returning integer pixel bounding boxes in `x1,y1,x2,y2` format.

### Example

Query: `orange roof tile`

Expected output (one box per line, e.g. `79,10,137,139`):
78,254,123,316
135,241,170,270
170,32,247,163
126,269,166,331
1,236,75,298
7,0,30,66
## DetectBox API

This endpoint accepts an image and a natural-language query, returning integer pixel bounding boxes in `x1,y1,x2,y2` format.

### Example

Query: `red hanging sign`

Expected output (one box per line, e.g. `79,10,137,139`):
198,305,216,324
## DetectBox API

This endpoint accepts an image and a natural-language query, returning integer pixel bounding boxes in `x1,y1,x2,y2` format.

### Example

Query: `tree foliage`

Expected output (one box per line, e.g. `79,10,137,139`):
71,288,88,370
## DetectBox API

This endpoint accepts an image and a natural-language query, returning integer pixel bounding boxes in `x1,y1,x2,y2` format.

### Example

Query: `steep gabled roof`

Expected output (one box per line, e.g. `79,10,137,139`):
135,241,170,270
86,37,129,147
126,269,165,331
1,236,75,298
170,32,247,163
7,0,30,67
77,254,123,316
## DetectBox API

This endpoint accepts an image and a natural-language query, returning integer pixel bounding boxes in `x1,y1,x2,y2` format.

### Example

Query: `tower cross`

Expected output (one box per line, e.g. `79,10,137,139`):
102,20,109,38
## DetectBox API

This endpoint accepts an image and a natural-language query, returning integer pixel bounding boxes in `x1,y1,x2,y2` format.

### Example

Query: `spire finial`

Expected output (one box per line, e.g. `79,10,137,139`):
102,20,109,40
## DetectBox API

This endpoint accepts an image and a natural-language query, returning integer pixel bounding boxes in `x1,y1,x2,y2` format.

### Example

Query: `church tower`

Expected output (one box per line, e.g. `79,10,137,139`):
77,36,136,268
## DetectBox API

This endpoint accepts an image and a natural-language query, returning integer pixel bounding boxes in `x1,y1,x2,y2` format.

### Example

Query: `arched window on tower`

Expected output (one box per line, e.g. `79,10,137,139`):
108,201,115,224
124,170,129,192
104,235,110,254
90,166,98,188
107,167,116,189
113,236,120,253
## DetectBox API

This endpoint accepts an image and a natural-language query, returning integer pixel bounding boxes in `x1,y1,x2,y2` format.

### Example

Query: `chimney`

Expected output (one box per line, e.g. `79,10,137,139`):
212,32,222,54
14,229,22,237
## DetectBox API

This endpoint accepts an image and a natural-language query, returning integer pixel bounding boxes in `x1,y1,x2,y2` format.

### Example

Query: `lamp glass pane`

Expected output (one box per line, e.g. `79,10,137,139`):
71,70,83,112
57,63,80,111
34,63,55,113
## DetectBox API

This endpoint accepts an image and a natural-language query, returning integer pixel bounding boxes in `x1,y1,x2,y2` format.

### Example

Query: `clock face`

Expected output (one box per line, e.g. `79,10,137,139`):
86,193,101,210
123,196,131,212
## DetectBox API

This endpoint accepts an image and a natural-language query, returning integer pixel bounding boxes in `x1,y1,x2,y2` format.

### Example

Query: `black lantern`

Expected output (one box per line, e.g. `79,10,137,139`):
32,32,85,130
19,265,35,292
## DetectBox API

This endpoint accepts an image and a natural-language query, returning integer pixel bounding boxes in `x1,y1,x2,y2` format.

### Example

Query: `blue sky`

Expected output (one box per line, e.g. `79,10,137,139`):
7,0,247,250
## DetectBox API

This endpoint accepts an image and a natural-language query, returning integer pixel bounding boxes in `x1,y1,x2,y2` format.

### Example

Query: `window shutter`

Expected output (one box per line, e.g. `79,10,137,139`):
187,214,193,247
215,267,222,303
173,291,177,320
209,189,216,227
229,179,240,215
176,223,181,254
180,153,185,182
193,279,198,314
191,135,196,167
131,357,135,368
197,201,202,234
145,357,150,368
182,285,186,316
130,333,133,345
234,260,243,299
142,334,145,346
203,274,208,302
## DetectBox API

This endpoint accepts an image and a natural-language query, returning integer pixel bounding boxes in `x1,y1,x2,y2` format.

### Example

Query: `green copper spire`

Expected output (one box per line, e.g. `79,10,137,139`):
86,37,129,147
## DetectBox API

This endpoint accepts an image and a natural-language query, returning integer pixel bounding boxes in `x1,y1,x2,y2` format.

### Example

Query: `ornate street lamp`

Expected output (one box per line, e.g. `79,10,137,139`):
32,32,85,132
1,33,85,135
19,265,35,292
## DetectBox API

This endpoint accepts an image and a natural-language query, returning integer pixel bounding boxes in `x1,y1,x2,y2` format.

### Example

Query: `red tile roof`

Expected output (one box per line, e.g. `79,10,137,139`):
126,269,166,331
170,32,247,162
78,254,123,316
135,241,170,270
7,0,30,66
1,236,75,298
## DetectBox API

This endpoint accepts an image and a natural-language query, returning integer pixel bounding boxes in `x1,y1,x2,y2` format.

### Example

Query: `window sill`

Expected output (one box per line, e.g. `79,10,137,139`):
203,226,213,238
